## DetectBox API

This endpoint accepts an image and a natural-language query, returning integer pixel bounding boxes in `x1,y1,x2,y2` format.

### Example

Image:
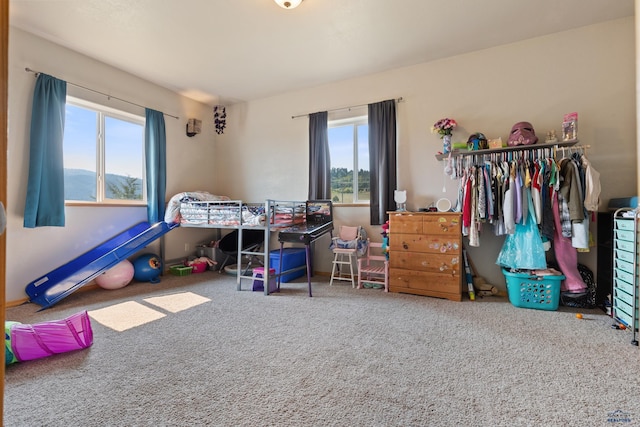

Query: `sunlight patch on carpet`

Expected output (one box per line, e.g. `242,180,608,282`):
89,301,166,332
143,292,211,313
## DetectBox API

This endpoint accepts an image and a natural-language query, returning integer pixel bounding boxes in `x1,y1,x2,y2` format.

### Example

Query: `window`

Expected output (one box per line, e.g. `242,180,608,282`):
63,97,145,203
328,116,369,204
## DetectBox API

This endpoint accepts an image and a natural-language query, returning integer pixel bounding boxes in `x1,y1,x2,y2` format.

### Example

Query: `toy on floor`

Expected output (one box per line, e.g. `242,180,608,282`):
185,256,216,273
133,253,163,283
473,276,499,297
24,221,178,310
95,259,134,290
5,311,93,365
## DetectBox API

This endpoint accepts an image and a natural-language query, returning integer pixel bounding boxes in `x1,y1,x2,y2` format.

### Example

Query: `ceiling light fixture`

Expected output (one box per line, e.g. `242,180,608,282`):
274,0,303,9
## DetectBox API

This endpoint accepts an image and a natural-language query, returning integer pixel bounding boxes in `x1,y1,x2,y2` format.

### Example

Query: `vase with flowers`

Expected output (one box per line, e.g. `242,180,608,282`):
431,118,457,154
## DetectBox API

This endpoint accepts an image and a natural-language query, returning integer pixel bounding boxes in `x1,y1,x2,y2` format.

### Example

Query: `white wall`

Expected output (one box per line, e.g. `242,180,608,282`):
217,17,637,289
6,18,636,303
7,28,220,303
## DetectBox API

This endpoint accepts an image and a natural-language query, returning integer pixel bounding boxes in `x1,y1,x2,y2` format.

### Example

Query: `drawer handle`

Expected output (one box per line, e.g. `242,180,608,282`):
402,242,409,250
440,224,449,232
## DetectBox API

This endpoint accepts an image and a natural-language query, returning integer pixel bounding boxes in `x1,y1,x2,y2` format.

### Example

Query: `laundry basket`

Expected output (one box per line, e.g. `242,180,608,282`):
503,269,565,311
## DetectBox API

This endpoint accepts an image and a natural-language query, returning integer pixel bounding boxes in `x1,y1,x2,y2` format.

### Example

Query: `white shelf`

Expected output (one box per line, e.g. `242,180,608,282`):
434,139,579,161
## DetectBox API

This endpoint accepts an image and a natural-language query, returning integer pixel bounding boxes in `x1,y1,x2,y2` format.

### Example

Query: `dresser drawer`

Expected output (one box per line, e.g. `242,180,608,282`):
615,249,636,264
389,233,461,255
615,218,635,231
614,277,635,296
389,214,422,234
389,213,461,236
422,215,461,236
614,296,633,317
614,297,638,329
615,229,636,242
615,239,636,253
614,268,635,286
615,258,636,275
389,252,461,276
389,269,462,301
614,286,636,307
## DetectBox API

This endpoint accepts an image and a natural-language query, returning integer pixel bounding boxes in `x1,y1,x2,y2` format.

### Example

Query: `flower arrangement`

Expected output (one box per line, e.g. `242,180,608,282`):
431,118,457,138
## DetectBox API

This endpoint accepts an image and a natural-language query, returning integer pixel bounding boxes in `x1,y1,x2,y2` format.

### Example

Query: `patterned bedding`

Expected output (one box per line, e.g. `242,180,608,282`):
165,192,305,227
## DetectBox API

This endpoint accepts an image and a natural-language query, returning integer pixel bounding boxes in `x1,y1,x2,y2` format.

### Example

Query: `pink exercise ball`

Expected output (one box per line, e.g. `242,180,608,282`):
96,259,134,290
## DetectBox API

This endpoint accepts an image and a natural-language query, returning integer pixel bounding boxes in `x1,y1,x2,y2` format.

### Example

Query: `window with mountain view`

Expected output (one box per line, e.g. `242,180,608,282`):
328,116,369,204
63,97,145,204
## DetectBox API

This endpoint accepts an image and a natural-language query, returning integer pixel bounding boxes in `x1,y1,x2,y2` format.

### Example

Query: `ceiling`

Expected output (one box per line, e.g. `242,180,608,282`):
9,0,635,106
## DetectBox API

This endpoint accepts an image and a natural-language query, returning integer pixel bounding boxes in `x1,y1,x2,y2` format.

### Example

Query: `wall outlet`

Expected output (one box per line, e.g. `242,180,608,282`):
184,243,190,252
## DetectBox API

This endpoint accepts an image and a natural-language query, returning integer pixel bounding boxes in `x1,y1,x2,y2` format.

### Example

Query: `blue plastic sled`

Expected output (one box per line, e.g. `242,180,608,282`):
25,221,179,310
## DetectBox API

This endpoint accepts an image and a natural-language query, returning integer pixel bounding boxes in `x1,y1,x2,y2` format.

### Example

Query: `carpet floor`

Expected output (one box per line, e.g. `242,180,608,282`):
4,271,640,427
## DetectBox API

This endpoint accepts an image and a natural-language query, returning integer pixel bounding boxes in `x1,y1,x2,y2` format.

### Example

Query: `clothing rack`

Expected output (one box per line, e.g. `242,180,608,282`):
475,143,589,165
555,144,590,158
435,140,583,161
447,142,591,182
456,139,597,252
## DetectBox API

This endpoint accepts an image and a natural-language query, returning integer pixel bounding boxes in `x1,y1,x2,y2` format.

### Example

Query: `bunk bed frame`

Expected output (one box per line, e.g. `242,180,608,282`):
178,199,328,295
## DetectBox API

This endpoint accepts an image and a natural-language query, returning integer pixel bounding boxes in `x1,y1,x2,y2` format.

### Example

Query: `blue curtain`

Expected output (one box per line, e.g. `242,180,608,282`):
145,108,167,223
308,111,331,200
368,99,397,225
24,74,67,228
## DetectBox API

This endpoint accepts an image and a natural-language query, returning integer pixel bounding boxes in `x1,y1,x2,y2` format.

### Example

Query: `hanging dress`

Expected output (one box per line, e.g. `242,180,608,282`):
496,194,547,270
551,190,587,293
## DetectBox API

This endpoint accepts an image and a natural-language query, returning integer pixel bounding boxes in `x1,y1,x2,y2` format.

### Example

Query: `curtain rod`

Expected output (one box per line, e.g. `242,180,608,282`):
25,67,179,120
291,97,404,119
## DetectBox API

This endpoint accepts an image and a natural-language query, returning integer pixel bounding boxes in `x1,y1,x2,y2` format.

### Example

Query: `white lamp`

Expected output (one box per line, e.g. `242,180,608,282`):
274,0,303,9
394,190,407,212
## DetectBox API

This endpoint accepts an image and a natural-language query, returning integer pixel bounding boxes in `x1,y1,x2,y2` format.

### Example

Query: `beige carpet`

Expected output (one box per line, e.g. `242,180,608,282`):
4,271,640,426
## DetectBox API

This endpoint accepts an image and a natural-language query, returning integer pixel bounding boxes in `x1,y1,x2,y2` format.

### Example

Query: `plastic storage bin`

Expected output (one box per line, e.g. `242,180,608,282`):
252,267,277,292
189,261,208,274
270,248,307,283
503,269,565,311
170,265,193,276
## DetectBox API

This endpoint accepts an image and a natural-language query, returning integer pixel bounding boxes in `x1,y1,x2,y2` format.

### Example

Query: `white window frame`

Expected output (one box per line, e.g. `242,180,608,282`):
64,96,146,205
328,114,369,205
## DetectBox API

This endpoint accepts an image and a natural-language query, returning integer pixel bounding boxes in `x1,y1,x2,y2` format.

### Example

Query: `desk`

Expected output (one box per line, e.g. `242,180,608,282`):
276,200,334,297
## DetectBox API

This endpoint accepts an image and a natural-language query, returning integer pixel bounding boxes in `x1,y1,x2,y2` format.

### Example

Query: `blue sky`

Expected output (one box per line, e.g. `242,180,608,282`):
328,124,369,171
64,104,143,178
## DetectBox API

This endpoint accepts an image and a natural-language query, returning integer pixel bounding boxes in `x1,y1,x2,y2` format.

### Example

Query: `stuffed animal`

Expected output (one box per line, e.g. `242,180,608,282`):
188,256,217,267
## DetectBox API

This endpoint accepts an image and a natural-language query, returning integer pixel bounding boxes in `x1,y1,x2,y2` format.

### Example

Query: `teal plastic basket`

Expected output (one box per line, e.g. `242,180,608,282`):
503,269,565,311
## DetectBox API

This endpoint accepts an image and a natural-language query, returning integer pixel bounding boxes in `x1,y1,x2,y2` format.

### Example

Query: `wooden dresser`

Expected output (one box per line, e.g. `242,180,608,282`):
388,211,463,301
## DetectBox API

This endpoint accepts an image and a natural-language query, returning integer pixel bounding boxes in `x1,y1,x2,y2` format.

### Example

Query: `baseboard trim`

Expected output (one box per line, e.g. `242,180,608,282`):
6,282,100,309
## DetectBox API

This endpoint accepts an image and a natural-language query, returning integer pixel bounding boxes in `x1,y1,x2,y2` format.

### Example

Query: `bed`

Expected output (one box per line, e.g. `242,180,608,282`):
166,193,330,295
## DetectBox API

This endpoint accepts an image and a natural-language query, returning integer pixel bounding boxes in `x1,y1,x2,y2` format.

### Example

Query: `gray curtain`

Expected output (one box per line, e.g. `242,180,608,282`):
24,73,67,228
308,111,331,200
368,99,397,225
